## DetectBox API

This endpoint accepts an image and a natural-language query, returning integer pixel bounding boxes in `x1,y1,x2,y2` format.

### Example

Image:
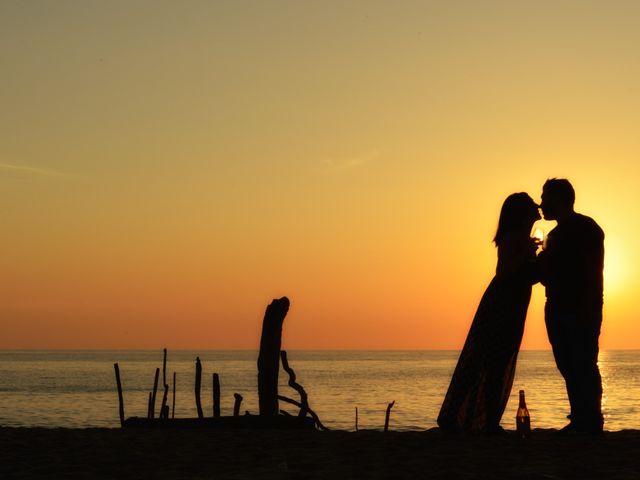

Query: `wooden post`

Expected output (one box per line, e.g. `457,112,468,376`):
257,296,290,416
150,368,160,419
147,392,153,419
384,401,395,432
172,371,176,419
233,393,243,417
113,363,125,427
213,373,221,418
195,357,204,419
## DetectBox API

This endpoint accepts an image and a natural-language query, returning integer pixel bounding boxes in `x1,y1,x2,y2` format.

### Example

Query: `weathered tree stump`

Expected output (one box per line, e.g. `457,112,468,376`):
257,296,290,416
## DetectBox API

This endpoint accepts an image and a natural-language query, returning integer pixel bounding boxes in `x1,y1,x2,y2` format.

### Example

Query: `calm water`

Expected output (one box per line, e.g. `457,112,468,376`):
0,350,638,431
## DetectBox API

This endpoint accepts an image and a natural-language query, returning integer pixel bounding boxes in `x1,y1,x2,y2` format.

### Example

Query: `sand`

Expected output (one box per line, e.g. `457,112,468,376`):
1,426,639,479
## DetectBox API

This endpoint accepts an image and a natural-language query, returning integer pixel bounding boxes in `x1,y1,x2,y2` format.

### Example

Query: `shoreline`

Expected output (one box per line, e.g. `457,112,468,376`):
3,427,640,479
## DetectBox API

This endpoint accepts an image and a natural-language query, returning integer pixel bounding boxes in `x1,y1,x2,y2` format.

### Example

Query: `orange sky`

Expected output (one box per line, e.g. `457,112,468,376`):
2,1,640,349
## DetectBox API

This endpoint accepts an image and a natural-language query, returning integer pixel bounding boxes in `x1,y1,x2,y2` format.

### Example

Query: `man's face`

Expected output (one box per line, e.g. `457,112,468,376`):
540,190,558,220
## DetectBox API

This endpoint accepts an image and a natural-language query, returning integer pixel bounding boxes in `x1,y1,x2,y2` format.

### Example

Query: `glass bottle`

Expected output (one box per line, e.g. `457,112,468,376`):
516,389,531,438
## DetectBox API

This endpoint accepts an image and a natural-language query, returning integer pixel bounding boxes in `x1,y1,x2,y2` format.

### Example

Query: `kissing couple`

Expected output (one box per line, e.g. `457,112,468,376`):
437,178,605,435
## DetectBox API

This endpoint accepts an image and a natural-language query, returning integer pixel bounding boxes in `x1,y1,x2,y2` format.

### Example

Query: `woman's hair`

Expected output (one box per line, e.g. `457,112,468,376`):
493,192,539,246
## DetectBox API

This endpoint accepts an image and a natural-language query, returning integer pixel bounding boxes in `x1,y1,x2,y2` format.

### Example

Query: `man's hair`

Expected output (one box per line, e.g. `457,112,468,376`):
543,178,575,206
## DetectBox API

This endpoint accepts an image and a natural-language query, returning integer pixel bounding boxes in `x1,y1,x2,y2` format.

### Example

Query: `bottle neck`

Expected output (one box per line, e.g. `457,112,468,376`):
518,391,526,408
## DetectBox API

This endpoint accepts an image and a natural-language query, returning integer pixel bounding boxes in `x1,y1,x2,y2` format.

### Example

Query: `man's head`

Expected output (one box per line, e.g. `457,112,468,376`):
541,178,575,221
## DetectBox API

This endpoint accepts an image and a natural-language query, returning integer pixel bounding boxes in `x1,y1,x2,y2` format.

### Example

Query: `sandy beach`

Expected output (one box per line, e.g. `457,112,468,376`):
2,426,639,479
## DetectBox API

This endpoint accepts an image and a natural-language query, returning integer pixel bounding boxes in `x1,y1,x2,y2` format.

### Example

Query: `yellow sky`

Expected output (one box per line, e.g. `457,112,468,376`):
2,1,640,349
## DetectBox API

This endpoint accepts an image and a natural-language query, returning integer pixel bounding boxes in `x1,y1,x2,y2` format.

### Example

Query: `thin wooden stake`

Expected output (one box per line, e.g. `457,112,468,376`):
355,407,358,432
172,371,176,419
233,393,243,417
384,401,395,432
213,373,221,418
147,392,153,419
162,348,167,387
195,357,203,419
113,363,125,427
150,367,160,419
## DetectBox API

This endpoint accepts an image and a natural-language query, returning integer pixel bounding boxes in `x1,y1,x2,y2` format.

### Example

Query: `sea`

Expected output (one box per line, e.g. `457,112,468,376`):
1,350,639,431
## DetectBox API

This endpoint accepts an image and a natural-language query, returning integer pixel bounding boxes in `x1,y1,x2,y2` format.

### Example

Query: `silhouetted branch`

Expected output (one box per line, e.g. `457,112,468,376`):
277,395,328,431
114,363,125,427
384,401,395,432
195,357,203,419
213,373,220,418
280,350,309,417
233,393,243,417
258,297,289,416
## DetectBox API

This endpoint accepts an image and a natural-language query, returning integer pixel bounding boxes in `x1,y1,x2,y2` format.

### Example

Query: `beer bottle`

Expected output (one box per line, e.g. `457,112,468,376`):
516,389,531,438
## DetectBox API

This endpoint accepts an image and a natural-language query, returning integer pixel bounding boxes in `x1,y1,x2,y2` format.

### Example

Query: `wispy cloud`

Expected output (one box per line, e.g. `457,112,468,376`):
0,162,73,178
322,149,380,172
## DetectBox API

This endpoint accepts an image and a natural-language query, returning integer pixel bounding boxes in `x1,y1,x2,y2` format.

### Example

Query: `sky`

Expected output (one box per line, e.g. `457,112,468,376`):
2,0,640,349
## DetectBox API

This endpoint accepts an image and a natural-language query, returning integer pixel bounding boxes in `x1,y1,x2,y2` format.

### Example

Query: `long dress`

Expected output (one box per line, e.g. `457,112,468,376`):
437,232,536,433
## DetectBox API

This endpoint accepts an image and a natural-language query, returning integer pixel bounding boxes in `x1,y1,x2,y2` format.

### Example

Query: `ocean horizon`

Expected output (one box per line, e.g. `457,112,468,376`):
1,350,638,431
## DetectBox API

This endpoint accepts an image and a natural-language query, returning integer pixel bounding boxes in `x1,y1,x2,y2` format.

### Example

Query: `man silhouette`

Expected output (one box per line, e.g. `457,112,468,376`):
538,178,604,434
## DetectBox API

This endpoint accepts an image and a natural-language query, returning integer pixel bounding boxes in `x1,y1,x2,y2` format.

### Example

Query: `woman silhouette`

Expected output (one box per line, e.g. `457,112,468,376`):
437,193,540,433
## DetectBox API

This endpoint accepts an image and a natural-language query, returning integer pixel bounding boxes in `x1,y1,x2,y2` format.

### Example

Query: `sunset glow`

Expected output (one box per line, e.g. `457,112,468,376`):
2,1,640,350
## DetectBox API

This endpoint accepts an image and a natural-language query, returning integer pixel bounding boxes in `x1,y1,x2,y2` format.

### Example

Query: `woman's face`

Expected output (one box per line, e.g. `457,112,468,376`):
527,201,541,227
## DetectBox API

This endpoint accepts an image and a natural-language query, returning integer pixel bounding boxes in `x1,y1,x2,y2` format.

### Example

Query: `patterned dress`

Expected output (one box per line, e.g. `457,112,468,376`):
437,232,536,433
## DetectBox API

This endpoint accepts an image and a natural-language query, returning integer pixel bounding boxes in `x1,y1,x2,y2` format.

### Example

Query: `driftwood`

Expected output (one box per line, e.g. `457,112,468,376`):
172,371,176,419
384,401,395,432
280,350,309,417
278,395,328,431
213,373,220,418
258,297,290,416
113,363,125,427
150,368,160,419
195,357,204,419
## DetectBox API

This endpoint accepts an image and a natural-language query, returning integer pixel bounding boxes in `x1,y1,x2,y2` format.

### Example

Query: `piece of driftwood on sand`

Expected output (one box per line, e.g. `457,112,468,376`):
114,296,320,430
